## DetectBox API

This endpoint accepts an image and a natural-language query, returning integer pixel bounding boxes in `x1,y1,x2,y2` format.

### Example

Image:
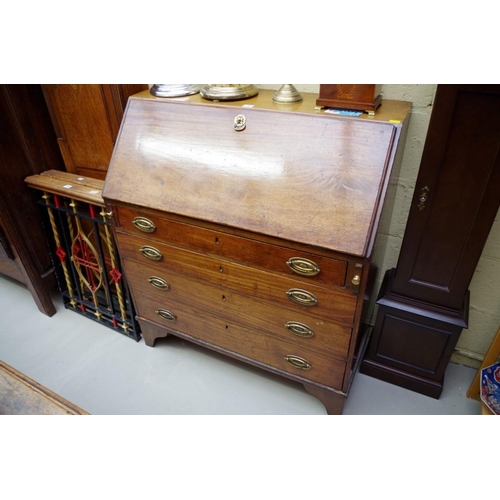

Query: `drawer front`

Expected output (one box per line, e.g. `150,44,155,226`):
136,298,346,390
116,232,357,326
123,257,352,359
115,206,347,289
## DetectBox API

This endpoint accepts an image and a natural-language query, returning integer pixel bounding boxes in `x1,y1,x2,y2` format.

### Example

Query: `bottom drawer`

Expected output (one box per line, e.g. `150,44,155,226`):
137,298,346,390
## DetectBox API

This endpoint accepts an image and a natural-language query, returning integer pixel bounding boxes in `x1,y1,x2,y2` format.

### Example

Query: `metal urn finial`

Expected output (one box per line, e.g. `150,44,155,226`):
200,84,259,101
272,84,303,104
150,84,203,97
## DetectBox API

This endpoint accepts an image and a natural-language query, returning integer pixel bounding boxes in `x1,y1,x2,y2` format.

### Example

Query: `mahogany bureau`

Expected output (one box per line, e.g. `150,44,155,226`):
102,89,411,414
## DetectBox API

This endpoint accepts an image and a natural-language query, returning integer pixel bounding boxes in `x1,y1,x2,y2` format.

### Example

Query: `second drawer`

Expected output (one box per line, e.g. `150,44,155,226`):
116,232,357,326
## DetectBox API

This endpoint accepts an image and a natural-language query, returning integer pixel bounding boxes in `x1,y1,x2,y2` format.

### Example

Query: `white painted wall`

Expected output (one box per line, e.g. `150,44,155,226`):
257,84,500,368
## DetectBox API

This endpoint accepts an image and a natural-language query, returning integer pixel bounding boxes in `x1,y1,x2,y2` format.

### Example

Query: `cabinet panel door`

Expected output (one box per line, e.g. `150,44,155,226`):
391,85,500,309
43,84,115,176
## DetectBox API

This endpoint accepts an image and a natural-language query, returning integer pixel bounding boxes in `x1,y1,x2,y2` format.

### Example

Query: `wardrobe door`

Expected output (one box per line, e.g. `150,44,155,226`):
42,84,148,180
0,84,66,316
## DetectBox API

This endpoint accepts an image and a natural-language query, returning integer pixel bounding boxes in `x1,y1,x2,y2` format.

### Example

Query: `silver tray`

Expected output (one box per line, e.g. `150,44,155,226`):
150,84,203,97
200,84,259,101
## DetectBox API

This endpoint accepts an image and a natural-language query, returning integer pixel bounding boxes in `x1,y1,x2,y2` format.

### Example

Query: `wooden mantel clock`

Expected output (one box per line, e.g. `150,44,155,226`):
316,84,382,114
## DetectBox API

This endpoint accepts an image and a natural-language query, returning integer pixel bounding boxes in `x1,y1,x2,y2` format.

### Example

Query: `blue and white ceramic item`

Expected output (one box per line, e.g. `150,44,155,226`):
481,362,500,414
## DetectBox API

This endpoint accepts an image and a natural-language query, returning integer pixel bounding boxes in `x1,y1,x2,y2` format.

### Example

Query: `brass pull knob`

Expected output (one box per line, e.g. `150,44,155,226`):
284,355,312,371
148,276,169,290
286,288,318,307
285,321,314,338
100,210,113,220
286,257,320,277
140,245,163,261
351,275,361,286
156,308,176,322
132,216,156,233
233,114,246,131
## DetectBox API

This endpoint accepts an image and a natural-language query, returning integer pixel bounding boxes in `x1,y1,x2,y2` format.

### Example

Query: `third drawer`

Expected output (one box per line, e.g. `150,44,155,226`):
123,257,353,360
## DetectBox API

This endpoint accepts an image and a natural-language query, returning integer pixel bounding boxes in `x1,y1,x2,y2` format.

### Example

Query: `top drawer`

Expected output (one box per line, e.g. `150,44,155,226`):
115,206,348,289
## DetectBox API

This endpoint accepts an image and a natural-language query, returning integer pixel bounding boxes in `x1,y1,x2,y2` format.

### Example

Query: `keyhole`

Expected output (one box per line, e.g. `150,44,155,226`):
222,295,226,301
219,266,223,272
215,237,219,244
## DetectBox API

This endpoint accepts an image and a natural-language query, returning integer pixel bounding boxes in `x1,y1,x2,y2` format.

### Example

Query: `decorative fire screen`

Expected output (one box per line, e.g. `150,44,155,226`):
26,171,141,341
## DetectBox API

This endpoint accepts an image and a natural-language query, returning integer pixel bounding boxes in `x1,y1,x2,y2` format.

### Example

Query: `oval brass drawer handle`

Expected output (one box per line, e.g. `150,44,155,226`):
140,245,163,261
132,216,156,233
156,308,176,322
286,288,318,307
148,276,169,290
285,355,312,371
286,257,320,277
285,321,314,338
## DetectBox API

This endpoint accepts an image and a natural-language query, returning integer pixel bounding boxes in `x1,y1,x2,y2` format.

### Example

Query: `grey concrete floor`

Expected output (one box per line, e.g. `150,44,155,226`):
0,276,482,415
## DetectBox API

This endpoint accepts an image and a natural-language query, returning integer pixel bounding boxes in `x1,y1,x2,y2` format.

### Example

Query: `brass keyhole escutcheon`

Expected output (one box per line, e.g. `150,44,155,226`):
418,186,430,211
233,114,246,131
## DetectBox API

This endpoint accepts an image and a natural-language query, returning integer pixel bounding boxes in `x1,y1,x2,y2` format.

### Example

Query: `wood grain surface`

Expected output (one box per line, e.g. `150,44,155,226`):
136,299,346,390
115,206,348,289
25,169,105,205
0,361,88,415
115,232,358,325
122,256,353,360
104,94,403,256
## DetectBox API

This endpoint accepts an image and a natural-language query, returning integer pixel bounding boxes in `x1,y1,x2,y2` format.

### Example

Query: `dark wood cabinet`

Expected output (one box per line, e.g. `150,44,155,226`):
0,84,66,316
361,84,500,398
42,84,148,180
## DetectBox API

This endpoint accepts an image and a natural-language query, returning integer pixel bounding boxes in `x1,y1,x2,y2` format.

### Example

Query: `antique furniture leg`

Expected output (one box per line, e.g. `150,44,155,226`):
303,383,346,415
140,321,169,347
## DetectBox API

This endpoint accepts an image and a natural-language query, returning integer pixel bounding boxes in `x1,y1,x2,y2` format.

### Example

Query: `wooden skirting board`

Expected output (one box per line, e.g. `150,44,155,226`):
0,361,88,415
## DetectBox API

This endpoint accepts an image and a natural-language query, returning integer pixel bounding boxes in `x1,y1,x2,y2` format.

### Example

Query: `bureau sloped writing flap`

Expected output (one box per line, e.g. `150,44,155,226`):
103,97,399,257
